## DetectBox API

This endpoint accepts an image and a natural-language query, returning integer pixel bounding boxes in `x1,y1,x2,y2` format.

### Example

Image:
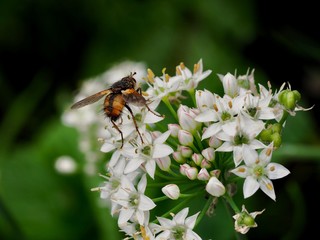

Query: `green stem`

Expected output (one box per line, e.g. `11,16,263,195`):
195,195,214,227
193,130,204,150
223,193,240,213
162,97,178,121
188,89,196,107
152,195,169,202
279,111,289,126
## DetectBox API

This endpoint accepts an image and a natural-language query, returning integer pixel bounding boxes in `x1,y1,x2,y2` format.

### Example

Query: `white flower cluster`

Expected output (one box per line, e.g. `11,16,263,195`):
64,59,311,239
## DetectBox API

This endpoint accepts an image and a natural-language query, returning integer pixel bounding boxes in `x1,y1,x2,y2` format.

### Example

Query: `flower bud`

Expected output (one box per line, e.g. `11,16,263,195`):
168,124,181,138
197,168,210,181
180,146,193,158
185,167,198,180
278,89,301,110
195,89,215,112
201,159,212,169
205,176,225,197
162,184,180,200
173,151,185,164
156,156,171,171
178,105,200,132
219,73,239,97
210,169,221,178
191,153,203,166
178,130,194,146
208,135,222,148
270,132,282,148
202,147,215,162
180,163,190,176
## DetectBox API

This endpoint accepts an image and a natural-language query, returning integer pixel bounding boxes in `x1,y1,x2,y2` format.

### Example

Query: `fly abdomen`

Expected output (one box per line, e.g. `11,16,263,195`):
104,93,125,121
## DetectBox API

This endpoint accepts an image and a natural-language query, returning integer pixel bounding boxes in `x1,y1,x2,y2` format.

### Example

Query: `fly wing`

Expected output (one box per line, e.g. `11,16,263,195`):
122,89,146,106
71,89,111,109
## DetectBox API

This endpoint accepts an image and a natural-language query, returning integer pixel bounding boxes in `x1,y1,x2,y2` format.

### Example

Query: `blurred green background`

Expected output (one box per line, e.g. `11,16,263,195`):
0,0,319,239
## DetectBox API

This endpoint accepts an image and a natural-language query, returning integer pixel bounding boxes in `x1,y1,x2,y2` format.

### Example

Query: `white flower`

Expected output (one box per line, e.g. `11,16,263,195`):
230,143,290,201
178,105,201,132
195,94,244,140
112,174,156,226
176,59,212,91
122,130,173,179
242,92,276,120
120,210,155,240
145,68,182,101
215,113,266,166
218,72,239,97
151,207,201,240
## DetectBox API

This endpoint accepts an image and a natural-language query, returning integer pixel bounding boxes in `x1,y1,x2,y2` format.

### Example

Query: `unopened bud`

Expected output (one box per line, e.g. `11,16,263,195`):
162,184,180,200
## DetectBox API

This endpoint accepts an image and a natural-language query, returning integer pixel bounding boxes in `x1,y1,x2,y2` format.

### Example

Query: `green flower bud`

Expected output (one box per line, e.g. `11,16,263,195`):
278,89,301,110
259,129,272,142
270,132,282,148
271,123,282,133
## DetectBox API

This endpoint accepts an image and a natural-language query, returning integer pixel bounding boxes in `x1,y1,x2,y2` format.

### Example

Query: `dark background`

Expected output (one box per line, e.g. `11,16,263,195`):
0,1,319,240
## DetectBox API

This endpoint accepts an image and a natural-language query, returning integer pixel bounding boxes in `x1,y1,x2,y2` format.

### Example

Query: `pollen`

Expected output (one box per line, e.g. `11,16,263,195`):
213,103,219,112
165,73,170,82
176,66,182,75
194,62,200,73
269,165,275,171
228,101,233,109
147,69,155,83
266,148,272,157
238,167,246,173
266,183,273,190
179,62,186,70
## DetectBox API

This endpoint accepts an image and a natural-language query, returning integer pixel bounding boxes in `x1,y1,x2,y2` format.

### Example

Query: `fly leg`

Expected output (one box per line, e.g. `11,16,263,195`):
124,104,144,144
111,120,124,148
136,87,164,118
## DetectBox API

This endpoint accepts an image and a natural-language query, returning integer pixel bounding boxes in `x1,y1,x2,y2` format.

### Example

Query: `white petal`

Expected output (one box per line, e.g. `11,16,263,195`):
249,139,266,149
137,174,147,193
195,109,217,122
242,145,258,166
100,142,116,153
144,111,164,124
221,120,237,137
139,195,156,211
154,130,171,144
135,210,145,225
124,158,145,174
201,123,222,140
157,217,173,228
230,165,249,178
259,176,276,201
233,146,243,166
259,143,273,165
174,208,189,225
243,176,259,198
185,229,202,240
153,144,173,158
215,141,234,152
266,163,290,179
185,212,200,229
118,208,135,226
145,160,156,179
